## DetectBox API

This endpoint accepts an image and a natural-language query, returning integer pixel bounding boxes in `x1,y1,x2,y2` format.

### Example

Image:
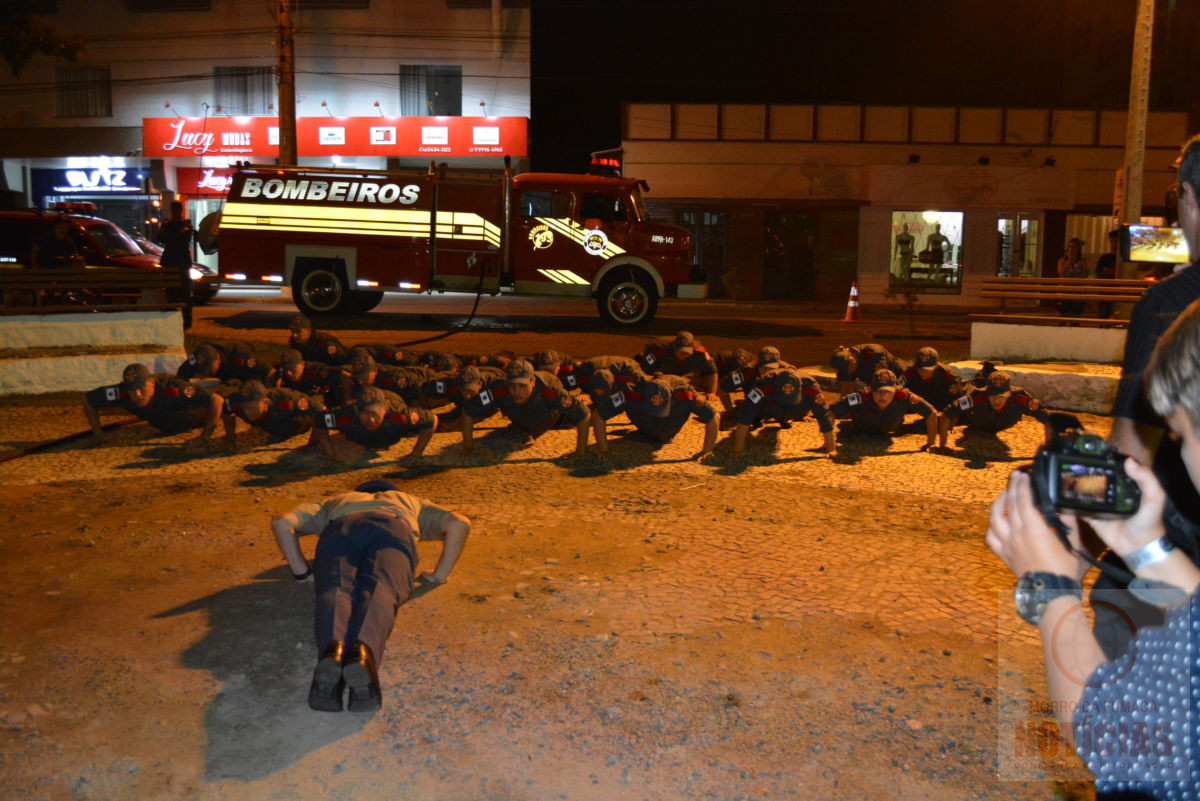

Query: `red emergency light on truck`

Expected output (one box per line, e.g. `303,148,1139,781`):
210,163,704,325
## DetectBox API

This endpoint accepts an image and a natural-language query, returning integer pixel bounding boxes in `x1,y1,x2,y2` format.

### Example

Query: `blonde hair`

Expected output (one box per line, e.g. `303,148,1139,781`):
1145,298,1200,427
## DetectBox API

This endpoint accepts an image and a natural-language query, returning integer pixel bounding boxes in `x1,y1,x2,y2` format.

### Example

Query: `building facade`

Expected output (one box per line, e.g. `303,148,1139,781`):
622,102,1188,308
0,0,529,267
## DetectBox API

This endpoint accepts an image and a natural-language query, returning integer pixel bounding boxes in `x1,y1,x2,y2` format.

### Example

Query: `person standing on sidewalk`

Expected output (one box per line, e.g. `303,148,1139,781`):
271,480,470,712
158,201,195,329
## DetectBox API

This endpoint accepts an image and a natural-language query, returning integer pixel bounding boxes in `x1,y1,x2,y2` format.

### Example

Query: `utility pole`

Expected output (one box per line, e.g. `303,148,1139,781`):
1119,0,1155,226
275,0,297,166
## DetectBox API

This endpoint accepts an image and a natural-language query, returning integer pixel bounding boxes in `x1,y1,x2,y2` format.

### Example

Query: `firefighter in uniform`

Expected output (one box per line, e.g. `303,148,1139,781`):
83,363,224,448
270,349,353,408
830,343,908,396
419,364,505,426
176,341,269,384
221,379,323,449
313,386,437,465
730,368,836,458
635,331,718,393
900,346,965,412
829,369,938,449
356,343,418,367
289,315,349,366
936,370,1052,451
554,354,646,394
271,480,471,712
589,373,719,460
716,346,793,417
460,360,590,457
349,354,431,407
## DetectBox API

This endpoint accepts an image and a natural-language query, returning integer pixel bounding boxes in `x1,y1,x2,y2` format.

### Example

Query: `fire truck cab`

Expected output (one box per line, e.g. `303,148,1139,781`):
213,164,703,326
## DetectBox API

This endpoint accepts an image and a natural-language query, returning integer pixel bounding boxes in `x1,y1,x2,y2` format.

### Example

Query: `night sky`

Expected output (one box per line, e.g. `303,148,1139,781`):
530,0,1197,173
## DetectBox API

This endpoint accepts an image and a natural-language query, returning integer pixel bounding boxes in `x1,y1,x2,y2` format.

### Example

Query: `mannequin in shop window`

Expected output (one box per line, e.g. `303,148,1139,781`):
894,223,916,280
921,223,950,281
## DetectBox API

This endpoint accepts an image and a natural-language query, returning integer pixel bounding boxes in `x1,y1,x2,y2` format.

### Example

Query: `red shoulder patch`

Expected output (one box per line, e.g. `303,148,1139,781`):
802,384,821,397
672,390,694,401
1013,394,1030,406
693,344,707,354
335,414,352,426
540,387,559,400
274,400,295,411
493,383,510,397
625,391,645,402
163,387,181,397
895,389,910,401
387,412,408,424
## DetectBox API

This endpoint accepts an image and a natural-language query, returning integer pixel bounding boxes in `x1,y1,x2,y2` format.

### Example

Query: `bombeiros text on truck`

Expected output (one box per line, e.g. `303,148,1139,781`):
203,158,705,325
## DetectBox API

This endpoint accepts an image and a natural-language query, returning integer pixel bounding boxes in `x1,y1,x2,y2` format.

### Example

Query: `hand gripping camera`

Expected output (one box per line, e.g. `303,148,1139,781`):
1028,414,1140,523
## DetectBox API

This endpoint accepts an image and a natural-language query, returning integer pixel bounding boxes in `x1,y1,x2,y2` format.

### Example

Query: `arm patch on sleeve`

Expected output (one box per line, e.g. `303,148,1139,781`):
731,370,743,387
956,395,973,410
847,392,862,407
479,388,494,406
105,387,119,402
611,391,625,407
747,387,764,404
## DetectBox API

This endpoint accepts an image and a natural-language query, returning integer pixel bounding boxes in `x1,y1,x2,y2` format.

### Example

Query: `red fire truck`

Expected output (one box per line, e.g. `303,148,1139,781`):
209,163,704,325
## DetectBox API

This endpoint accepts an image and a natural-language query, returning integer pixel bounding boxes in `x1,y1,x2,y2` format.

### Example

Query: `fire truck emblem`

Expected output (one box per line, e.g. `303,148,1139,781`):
583,228,608,256
528,225,553,250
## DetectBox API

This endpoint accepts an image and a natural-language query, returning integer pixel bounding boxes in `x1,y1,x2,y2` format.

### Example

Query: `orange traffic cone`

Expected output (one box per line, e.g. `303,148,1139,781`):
843,281,862,322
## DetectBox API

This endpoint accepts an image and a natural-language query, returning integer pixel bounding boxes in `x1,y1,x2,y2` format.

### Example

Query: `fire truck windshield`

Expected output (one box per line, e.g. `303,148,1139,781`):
629,187,647,223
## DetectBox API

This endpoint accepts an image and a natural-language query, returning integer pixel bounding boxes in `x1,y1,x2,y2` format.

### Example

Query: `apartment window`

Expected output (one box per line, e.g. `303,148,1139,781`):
398,65,462,116
126,0,211,10
214,66,273,115
54,66,111,118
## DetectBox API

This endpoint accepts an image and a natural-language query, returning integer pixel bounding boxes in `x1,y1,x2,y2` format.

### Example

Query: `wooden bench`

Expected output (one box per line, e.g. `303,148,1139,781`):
0,267,185,315
973,276,1152,328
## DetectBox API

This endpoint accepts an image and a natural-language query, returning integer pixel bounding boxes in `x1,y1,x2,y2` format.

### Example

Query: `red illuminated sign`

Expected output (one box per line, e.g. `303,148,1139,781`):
175,166,237,196
143,116,527,158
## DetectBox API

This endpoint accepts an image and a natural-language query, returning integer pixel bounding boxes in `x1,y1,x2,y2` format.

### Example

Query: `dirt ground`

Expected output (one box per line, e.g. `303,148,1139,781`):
0,304,1105,800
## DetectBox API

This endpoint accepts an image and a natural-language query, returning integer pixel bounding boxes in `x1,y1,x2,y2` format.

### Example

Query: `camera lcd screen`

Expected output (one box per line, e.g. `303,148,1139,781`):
1059,463,1113,506
1120,224,1191,264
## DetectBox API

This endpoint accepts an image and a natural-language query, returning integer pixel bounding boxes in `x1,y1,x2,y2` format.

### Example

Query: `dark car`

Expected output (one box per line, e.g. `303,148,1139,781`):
132,235,218,305
0,208,215,305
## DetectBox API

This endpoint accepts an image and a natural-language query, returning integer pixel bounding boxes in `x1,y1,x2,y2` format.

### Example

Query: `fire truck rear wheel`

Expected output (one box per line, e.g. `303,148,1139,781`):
294,265,349,315
597,273,657,327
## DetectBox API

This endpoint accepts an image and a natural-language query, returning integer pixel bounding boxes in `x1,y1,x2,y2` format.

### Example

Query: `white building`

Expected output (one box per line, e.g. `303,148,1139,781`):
622,102,1187,308
0,0,529,247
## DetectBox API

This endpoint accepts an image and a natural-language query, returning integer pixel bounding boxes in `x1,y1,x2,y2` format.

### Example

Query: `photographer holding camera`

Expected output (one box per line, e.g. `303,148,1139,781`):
987,300,1200,795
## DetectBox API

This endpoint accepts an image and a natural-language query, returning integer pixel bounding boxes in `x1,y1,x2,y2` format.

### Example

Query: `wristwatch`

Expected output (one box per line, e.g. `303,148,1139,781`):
1014,572,1082,625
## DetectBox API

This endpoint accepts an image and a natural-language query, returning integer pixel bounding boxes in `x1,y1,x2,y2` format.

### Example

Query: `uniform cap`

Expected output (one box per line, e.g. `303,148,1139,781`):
870,369,898,390
120,363,151,388
505,359,536,384
347,345,375,365
758,346,782,366
277,348,304,368
773,369,803,402
227,342,256,361
914,347,939,368
232,380,268,404
671,331,696,354
194,343,220,367
732,348,754,368
532,350,561,371
431,352,460,373
355,386,389,411
986,370,1013,395
457,365,483,388
588,368,616,396
830,346,853,372
287,315,312,332
355,480,399,494
351,354,378,378
641,378,672,417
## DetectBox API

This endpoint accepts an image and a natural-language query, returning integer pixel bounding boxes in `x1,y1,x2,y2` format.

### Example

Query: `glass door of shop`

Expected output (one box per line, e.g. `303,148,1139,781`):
187,198,224,272
763,212,817,300
676,210,727,297
996,213,1040,277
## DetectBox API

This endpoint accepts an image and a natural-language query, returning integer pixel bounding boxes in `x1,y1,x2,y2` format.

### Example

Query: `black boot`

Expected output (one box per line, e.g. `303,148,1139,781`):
342,641,382,713
308,639,345,712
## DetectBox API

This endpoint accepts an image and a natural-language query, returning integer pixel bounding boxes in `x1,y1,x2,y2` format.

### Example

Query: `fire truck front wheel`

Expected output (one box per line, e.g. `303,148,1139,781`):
293,264,350,315
597,272,658,327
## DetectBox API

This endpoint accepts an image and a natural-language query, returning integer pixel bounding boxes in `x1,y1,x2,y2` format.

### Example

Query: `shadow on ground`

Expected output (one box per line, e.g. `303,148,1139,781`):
155,567,367,783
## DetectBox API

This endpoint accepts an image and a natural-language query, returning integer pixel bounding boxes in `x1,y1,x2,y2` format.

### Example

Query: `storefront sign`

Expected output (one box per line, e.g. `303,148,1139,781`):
143,116,528,158
31,167,143,196
175,167,237,196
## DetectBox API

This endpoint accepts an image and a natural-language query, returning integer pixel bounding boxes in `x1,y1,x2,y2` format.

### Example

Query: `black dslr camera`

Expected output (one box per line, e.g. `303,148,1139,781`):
1028,414,1140,521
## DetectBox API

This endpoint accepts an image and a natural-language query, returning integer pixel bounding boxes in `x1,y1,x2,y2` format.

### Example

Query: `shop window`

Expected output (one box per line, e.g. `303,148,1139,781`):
996,214,1040,276
54,66,111,118
518,191,570,218
398,65,462,116
214,66,273,116
579,194,626,223
888,210,963,293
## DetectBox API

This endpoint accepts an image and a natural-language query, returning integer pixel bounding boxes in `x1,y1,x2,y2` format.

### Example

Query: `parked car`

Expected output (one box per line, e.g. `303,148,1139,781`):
131,235,218,305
